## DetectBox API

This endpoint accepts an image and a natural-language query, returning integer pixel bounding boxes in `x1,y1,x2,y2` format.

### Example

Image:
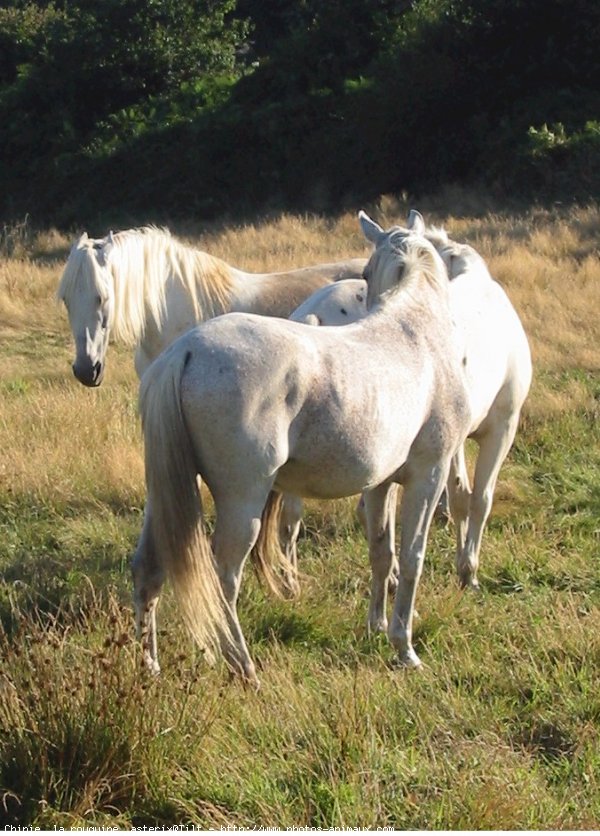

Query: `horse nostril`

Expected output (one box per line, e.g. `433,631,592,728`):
72,358,103,387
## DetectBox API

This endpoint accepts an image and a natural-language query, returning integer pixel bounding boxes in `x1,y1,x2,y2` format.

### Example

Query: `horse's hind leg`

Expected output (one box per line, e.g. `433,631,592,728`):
212,492,271,686
447,445,471,578
434,488,452,525
131,499,165,675
364,483,398,634
457,415,520,589
388,464,448,668
278,492,304,593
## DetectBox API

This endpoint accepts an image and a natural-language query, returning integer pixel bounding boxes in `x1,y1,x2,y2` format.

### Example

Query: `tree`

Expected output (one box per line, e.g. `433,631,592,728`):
0,0,250,208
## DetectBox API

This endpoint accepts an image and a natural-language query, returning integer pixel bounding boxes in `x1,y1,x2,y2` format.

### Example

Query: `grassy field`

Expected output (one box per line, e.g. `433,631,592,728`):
0,197,599,829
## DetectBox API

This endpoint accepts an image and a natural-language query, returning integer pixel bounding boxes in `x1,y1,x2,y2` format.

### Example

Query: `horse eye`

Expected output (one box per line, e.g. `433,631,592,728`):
95,295,102,306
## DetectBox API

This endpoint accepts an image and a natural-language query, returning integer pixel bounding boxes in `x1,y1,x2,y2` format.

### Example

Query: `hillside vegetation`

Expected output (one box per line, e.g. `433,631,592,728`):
0,199,599,828
1,0,599,226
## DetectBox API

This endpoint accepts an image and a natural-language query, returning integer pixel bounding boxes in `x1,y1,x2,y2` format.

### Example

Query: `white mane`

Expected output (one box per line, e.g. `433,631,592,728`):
369,232,447,310
108,227,236,345
58,227,235,346
436,239,491,281
424,225,450,251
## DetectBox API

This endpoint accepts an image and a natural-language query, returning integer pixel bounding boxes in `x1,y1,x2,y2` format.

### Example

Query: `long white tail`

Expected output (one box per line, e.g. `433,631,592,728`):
139,344,232,659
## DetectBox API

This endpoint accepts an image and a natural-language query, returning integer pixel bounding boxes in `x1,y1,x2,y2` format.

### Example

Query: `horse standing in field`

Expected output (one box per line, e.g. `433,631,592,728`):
282,211,532,619
134,213,472,684
359,211,532,601
56,225,366,671
56,225,367,386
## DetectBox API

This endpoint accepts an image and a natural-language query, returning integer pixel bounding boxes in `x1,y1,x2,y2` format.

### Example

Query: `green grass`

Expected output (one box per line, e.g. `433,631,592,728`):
1,216,600,827
1,367,599,829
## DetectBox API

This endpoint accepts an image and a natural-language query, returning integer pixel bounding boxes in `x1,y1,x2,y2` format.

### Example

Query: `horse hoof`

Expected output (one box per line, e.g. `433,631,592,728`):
459,576,481,593
392,649,422,670
242,670,261,691
227,658,261,690
143,656,161,676
367,618,388,635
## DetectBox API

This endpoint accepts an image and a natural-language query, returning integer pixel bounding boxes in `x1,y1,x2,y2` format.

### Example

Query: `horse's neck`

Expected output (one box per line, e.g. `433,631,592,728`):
376,277,450,327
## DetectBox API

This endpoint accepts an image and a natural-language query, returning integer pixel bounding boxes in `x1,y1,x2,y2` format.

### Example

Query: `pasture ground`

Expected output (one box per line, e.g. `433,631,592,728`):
0,196,599,829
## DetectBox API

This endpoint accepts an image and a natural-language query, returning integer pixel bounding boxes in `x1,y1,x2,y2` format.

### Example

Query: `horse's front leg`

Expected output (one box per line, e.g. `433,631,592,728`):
131,500,165,675
364,482,398,634
358,485,400,594
389,463,448,668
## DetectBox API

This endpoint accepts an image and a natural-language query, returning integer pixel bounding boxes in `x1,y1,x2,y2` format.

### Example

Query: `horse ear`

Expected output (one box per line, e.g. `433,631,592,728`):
96,231,115,267
76,232,89,247
407,210,425,234
358,210,385,245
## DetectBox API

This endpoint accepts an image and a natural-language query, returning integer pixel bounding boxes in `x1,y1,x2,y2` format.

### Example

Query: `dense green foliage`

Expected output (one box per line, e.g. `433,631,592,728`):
1,0,599,225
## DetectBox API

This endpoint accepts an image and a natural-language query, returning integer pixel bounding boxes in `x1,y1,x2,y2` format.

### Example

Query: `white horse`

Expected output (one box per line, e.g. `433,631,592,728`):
290,279,368,326
282,278,451,583
358,212,531,600
133,214,471,683
281,211,532,605
56,225,367,386
422,219,532,590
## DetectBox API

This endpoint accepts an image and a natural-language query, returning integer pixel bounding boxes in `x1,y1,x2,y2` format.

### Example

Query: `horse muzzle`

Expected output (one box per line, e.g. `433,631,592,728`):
72,358,105,387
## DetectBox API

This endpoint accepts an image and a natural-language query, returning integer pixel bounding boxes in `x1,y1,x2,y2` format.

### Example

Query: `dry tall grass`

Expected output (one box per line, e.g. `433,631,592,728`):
2,200,598,501
0,198,599,828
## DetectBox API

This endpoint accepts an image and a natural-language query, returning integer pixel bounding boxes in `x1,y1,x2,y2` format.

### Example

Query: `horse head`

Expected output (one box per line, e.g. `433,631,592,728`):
57,232,115,387
359,209,444,309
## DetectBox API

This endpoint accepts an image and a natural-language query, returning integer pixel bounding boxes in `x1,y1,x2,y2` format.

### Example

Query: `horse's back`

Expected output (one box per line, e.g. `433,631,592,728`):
233,259,367,318
175,314,321,464
289,258,367,282
170,306,466,499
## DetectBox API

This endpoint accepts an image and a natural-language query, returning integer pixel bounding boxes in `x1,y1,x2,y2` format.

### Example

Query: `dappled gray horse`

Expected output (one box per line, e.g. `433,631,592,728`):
133,214,471,684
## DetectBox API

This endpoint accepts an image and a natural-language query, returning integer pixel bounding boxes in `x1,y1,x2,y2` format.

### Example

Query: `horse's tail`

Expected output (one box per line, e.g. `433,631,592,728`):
139,345,232,659
251,491,299,599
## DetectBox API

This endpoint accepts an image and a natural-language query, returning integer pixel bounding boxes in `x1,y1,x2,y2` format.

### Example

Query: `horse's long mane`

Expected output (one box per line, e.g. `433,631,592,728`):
372,233,447,309
107,227,235,345
58,227,236,347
